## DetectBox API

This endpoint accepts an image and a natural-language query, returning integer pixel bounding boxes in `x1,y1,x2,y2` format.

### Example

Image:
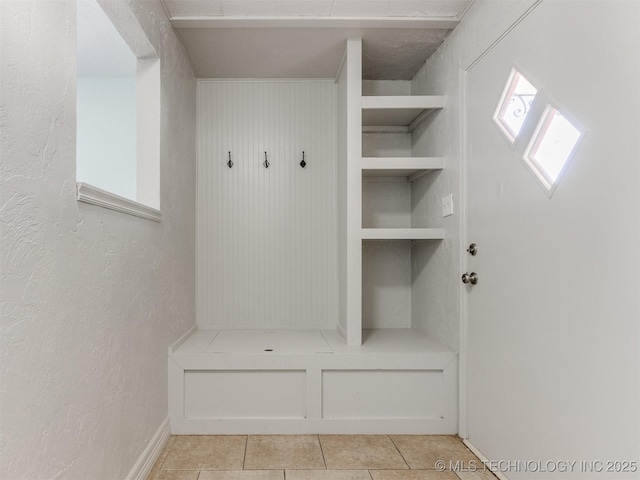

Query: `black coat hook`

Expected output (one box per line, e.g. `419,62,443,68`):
227,151,233,168
300,151,306,168
264,151,269,168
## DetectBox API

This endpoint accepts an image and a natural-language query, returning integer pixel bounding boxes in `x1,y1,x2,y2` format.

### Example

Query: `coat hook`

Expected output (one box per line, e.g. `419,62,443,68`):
264,151,269,168
300,151,306,168
227,151,233,168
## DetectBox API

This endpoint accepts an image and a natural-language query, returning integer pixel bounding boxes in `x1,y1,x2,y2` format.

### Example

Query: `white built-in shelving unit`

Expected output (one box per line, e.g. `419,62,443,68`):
361,96,445,240
170,37,457,436
358,51,447,339
336,38,449,344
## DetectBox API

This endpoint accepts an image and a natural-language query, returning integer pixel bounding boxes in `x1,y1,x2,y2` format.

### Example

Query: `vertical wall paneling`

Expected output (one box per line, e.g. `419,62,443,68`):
197,80,338,329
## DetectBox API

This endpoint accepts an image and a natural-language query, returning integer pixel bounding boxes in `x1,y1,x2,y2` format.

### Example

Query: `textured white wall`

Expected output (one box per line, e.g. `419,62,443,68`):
409,0,538,350
362,241,411,329
196,80,337,330
0,1,196,478
362,80,411,96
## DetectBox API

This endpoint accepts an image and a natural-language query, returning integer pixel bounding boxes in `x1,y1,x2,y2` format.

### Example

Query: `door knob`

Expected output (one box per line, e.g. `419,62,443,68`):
462,272,478,285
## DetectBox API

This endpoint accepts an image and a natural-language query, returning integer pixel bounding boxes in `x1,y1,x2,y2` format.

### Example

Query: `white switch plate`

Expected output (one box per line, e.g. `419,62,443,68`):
442,194,454,217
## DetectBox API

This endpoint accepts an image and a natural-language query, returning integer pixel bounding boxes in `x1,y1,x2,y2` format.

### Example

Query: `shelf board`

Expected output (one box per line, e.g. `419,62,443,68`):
361,95,444,127
361,228,445,240
362,157,444,180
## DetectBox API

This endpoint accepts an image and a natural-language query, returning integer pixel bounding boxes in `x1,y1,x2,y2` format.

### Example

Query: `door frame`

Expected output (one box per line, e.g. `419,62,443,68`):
457,0,544,443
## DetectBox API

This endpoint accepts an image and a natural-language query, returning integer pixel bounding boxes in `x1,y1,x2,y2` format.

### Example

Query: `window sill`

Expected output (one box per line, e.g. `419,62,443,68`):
76,182,162,222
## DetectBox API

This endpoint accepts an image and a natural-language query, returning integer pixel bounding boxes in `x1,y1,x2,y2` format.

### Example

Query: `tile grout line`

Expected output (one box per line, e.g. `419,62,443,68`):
243,435,249,470
317,434,328,469
158,435,177,471
387,435,411,470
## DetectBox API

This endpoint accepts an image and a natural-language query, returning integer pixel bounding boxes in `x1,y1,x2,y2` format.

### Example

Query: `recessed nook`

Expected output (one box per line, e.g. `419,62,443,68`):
170,37,456,435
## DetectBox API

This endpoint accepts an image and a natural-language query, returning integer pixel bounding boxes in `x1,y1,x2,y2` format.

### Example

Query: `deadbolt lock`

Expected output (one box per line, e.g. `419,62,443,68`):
467,243,478,256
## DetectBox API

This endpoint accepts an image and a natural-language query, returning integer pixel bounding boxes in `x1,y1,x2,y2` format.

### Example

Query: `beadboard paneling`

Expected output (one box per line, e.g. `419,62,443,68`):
197,80,337,329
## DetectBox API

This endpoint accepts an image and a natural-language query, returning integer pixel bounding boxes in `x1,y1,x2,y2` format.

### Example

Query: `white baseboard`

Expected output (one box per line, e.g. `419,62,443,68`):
463,439,510,480
126,417,170,480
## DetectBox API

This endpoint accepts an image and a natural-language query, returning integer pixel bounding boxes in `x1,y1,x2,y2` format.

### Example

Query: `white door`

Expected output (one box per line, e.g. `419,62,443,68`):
464,1,639,475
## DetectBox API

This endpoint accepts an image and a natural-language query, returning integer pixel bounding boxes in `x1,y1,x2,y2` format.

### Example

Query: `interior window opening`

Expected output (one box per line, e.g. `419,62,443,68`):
76,0,160,212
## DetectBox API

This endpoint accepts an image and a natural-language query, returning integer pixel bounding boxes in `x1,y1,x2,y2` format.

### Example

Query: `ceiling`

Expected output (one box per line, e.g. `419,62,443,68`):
163,0,474,80
163,0,472,18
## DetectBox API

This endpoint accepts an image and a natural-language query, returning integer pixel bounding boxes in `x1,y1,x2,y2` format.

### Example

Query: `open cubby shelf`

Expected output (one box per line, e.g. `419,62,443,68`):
362,95,445,127
361,228,445,240
362,156,444,180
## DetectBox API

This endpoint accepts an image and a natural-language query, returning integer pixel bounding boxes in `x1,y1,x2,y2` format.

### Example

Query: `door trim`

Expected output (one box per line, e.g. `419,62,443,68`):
457,0,544,440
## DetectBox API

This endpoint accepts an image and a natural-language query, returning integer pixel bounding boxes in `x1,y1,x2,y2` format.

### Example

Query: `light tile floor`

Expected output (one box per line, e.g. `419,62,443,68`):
148,435,498,480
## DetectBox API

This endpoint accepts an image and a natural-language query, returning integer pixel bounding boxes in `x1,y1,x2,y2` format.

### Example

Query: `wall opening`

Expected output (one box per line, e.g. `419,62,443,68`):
76,0,160,211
